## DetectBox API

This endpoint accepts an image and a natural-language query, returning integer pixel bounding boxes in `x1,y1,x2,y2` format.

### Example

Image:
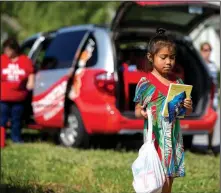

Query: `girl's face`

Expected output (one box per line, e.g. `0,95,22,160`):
152,46,176,75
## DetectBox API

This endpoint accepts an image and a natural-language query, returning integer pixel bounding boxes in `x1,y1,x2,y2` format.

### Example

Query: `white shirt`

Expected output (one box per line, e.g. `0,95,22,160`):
207,61,218,84
207,61,219,110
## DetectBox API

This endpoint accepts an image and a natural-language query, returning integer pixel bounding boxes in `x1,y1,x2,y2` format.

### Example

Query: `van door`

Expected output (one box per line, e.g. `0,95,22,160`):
111,1,219,35
31,28,93,128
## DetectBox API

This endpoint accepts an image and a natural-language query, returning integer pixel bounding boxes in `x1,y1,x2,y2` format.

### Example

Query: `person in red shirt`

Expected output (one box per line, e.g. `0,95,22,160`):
0,37,35,143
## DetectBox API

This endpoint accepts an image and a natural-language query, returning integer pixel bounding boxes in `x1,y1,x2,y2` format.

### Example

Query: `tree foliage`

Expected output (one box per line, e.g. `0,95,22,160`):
1,1,120,41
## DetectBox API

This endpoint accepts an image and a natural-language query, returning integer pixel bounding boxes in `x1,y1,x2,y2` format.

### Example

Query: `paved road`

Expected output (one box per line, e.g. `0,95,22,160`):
192,108,220,149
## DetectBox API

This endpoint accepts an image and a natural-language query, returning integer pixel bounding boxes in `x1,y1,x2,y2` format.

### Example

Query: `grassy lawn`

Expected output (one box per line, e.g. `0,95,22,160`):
1,142,220,193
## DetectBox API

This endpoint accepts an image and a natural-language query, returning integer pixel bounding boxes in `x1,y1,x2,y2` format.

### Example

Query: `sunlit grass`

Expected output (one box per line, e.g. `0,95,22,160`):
1,142,220,193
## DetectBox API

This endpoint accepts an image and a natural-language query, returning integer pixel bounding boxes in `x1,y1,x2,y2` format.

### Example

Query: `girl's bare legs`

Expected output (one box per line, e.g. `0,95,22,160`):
162,177,174,193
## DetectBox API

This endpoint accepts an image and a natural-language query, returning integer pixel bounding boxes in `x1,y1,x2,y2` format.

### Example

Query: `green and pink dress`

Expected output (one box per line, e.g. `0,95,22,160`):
133,72,185,178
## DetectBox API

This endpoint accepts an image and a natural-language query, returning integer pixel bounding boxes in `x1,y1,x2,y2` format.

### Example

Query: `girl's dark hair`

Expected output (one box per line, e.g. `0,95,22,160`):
144,28,176,72
2,37,21,55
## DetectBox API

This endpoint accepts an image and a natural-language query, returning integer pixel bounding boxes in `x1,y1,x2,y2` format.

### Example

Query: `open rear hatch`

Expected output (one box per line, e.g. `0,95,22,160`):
111,1,219,35
112,1,219,119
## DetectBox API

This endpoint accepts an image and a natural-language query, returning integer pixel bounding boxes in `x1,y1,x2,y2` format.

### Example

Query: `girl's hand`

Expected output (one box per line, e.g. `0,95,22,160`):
184,98,192,109
184,98,193,115
140,105,148,119
135,104,148,119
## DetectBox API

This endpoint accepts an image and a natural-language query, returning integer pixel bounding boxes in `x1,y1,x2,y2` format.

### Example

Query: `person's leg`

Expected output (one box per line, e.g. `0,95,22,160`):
208,131,214,150
208,105,219,150
0,102,11,147
209,106,220,153
10,102,24,142
162,177,174,193
0,101,11,128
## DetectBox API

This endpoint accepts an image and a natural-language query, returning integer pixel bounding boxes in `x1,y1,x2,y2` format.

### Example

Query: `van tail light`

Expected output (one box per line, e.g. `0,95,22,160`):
95,71,116,96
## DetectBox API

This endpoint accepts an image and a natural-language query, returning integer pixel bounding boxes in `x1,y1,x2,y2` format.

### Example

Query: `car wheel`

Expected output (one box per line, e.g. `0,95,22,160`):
59,105,89,148
183,135,193,150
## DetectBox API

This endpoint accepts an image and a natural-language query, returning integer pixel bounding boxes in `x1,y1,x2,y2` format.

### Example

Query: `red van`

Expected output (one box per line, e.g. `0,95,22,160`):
21,1,219,148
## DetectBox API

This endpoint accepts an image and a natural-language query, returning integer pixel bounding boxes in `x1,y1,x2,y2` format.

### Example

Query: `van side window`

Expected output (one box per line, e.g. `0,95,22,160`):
78,35,98,68
33,38,54,71
43,30,88,69
20,39,37,56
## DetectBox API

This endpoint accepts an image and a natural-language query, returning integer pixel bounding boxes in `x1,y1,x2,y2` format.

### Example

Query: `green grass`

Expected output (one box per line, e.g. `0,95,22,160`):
1,142,220,193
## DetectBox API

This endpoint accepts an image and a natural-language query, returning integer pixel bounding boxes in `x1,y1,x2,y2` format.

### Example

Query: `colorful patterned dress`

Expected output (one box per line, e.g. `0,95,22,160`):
133,72,185,178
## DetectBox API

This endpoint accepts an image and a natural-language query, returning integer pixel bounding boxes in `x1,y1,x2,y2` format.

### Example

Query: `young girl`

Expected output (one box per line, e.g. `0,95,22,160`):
134,28,193,193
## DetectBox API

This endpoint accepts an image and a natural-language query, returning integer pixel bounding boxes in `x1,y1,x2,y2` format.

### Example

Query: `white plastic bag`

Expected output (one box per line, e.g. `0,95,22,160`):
132,109,165,193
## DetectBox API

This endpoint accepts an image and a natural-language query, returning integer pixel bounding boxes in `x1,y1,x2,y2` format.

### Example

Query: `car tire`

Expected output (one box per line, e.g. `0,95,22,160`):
183,135,193,150
59,105,89,148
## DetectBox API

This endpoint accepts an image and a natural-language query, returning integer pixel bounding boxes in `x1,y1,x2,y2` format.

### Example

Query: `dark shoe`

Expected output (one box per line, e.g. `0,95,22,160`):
211,146,220,156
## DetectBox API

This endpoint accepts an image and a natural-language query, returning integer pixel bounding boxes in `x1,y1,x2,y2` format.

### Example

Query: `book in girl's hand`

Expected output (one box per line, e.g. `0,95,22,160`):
162,83,193,123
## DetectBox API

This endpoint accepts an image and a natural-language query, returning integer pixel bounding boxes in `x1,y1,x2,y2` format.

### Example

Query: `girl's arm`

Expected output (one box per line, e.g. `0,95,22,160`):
185,107,193,116
135,103,148,119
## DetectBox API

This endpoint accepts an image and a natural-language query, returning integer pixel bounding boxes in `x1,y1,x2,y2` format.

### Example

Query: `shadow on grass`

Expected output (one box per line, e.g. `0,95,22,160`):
88,134,220,156
6,129,220,155
89,134,143,152
0,184,54,193
6,129,143,151
92,135,220,155
6,129,57,144
190,144,220,156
